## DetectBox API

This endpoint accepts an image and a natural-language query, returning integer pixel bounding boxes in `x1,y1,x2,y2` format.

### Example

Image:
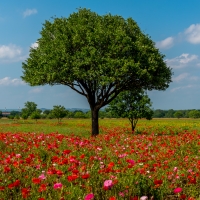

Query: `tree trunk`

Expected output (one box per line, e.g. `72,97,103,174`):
131,121,135,132
91,108,99,136
130,118,137,133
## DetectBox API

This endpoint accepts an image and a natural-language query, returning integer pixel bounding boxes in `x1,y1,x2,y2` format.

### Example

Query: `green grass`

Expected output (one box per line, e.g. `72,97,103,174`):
1,117,200,136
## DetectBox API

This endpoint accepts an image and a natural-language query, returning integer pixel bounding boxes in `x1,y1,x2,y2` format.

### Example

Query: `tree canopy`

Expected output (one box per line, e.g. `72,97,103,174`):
21,8,172,136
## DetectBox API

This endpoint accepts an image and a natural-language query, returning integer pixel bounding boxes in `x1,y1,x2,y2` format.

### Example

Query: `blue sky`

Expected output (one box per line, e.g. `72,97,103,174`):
1,0,200,110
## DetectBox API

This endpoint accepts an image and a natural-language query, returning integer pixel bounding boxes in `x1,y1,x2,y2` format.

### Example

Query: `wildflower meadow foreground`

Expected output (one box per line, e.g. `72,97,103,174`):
0,119,200,199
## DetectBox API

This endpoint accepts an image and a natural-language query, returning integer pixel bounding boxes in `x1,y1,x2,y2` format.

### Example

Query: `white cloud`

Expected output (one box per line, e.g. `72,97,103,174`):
172,73,199,82
156,37,174,49
166,53,198,69
23,9,37,18
0,44,27,63
170,84,197,92
0,77,26,86
170,84,200,92
184,24,200,44
156,23,200,48
31,42,38,49
29,87,43,93
173,73,189,82
0,44,21,59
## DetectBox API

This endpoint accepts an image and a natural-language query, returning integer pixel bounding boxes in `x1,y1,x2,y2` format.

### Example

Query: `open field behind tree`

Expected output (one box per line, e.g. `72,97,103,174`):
0,118,200,136
1,118,200,199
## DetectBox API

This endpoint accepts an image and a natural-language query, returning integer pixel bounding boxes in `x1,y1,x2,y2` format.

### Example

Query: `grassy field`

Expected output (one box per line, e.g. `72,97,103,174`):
0,118,200,136
1,118,200,199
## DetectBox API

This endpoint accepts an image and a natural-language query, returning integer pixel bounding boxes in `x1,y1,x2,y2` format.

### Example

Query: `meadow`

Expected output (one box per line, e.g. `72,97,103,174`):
1,118,200,200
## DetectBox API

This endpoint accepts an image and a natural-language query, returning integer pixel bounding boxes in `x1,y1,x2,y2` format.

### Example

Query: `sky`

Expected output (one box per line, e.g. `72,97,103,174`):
1,0,200,110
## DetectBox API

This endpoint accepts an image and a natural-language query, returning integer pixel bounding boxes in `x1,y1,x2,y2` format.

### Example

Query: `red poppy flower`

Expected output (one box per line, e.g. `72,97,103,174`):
38,184,47,192
8,180,20,189
63,150,71,155
130,197,139,200
82,174,90,179
80,154,85,159
32,178,41,184
0,186,5,191
108,162,115,168
21,188,30,198
109,197,117,200
4,166,11,173
67,174,78,182
154,179,163,185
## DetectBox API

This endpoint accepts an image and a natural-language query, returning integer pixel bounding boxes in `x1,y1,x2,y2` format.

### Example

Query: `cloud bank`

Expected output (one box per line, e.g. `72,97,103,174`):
29,87,43,93
156,37,174,49
0,44,26,63
184,24,200,44
23,9,37,18
166,53,198,69
0,77,26,86
156,23,200,49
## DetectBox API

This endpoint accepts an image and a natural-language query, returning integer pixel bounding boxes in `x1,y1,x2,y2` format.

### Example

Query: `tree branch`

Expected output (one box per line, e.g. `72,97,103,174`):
67,84,87,97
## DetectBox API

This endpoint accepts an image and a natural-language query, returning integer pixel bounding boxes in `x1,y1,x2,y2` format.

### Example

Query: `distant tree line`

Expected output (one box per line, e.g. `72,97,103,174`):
1,104,200,120
0,101,114,121
153,109,200,119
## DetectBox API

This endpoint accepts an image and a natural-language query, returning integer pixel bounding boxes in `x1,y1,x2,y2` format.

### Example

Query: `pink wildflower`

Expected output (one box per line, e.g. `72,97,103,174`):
16,154,21,158
174,187,182,193
39,173,46,180
84,193,94,200
173,167,178,172
104,180,113,190
140,196,148,200
53,183,62,189
119,192,125,197
118,153,127,158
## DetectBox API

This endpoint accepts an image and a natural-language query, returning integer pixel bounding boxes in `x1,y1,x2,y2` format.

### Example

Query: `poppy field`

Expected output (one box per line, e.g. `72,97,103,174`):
1,118,200,199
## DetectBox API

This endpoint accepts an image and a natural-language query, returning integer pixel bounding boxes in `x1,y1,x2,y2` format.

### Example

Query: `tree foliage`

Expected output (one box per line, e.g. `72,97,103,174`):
174,111,183,119
51,105,66,123
74,111,86,118
21,8,172,136
188,110,200,119
30,111,41,121
21,101,37,117
108,90,153,131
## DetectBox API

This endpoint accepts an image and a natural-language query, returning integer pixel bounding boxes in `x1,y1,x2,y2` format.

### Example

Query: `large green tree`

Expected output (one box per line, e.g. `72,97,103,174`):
107,90,153,131
21,8,172,136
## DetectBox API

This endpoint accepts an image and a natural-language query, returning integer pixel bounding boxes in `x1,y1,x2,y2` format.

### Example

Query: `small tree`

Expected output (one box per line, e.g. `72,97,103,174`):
108,90,153,132
174,111,183,119
30,111,41,122
21,112,29,120
74,111,86,118
43,110,51,115
188,110,200,119
15,115,20,120
8,115,14,120
51,105,66,123
21,101,37,117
